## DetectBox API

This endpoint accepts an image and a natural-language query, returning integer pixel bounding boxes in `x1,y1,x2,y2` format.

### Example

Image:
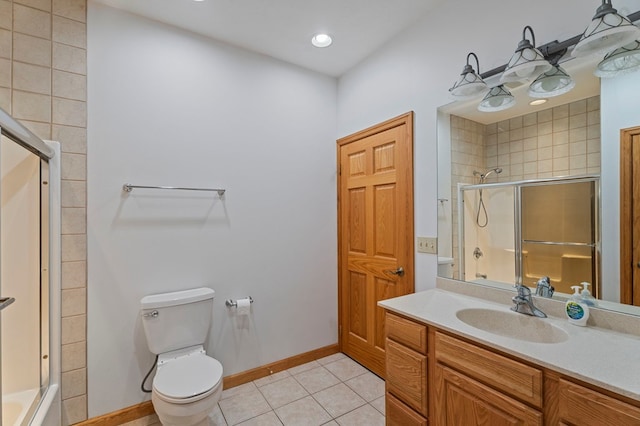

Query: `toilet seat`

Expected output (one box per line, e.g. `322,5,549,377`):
153,353,223,404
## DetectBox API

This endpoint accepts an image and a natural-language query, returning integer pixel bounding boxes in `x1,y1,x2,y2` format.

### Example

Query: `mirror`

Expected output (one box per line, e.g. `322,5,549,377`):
437,53,640,316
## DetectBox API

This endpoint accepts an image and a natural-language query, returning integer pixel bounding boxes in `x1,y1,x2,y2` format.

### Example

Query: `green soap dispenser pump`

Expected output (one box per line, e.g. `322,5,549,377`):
566,285,589,326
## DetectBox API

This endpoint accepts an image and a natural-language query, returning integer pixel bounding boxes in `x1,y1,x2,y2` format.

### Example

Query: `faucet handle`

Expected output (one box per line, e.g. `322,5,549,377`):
514,283,531,297
536,276,550,287
535,276,554,297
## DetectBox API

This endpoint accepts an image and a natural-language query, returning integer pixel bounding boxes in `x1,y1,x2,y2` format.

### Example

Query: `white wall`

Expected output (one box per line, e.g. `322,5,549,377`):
87,3,337,416
337,0,639,293
601,72,640,302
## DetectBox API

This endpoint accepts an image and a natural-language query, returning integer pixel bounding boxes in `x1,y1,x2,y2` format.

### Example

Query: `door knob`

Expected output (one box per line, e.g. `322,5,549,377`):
385,266,405,277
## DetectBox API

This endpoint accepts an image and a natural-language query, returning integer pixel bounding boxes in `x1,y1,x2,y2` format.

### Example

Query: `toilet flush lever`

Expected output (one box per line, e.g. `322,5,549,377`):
142,310,158,318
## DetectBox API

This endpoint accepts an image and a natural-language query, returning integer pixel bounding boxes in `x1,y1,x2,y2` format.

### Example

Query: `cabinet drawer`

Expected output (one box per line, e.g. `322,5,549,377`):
434,332,543,408
386,392,428,426
386,338,428,416
386,312,427,354
559,379,640,426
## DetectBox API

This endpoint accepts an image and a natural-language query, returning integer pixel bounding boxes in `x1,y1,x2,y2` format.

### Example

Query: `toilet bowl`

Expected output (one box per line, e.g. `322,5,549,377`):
141,288,224,426
151,346,223,426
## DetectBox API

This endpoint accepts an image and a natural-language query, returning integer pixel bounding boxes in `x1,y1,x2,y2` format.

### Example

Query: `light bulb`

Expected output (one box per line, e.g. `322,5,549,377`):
311,34,332,48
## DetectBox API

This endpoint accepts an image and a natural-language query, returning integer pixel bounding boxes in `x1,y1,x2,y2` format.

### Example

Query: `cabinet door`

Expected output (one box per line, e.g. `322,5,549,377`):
559,379,640,426
434,364,543,426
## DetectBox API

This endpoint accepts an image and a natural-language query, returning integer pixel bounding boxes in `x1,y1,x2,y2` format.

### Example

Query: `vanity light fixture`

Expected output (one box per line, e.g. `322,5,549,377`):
572,0,640,57
528,64,576,98
477,85,515,112
501,26,552,83
594,40,640,77
311,33,333,48
449,52,488,99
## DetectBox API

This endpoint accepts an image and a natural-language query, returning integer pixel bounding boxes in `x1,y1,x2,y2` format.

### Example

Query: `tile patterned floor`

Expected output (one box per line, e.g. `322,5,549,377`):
122,353,385,426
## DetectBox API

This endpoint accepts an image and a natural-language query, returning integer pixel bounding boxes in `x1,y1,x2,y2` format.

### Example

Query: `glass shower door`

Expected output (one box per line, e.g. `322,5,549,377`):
0,134,48,426
520,180,598,296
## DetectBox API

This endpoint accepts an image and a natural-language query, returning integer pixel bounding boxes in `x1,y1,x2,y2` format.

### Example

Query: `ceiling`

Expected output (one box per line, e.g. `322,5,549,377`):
93,0,445,77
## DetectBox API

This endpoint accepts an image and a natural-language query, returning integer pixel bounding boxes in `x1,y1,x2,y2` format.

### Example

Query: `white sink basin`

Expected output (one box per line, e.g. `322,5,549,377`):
456,308,569,344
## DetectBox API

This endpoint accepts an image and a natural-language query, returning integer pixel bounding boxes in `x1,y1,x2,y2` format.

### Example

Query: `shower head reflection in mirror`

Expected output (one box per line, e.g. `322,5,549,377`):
472,168,503,227
473,167,503,184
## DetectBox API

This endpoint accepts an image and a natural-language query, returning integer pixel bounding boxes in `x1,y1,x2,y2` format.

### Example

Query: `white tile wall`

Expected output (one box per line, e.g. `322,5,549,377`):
1,0,88,423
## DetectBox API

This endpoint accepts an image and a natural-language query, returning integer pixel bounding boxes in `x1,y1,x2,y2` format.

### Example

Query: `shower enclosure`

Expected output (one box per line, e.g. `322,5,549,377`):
0,107,60,426
459,175,600,297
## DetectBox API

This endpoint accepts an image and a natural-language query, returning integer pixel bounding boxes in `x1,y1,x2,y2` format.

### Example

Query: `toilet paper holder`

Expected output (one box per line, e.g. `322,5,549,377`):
225,296,254,308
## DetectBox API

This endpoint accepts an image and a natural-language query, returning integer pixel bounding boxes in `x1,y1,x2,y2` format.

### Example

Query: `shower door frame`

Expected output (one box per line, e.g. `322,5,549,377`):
0,106,57,425
518,176,600,296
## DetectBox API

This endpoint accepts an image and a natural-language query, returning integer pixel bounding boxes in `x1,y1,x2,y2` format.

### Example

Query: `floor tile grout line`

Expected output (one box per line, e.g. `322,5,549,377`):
256,378,310,412
307,385,369,421
218,354,384,426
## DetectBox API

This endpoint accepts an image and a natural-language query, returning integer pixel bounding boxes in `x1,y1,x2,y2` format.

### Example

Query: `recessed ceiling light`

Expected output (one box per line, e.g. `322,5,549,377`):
311,34,332,48
529,99,547,106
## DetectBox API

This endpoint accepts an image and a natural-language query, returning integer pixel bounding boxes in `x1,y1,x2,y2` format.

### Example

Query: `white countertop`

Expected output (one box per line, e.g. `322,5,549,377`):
378,289,640,402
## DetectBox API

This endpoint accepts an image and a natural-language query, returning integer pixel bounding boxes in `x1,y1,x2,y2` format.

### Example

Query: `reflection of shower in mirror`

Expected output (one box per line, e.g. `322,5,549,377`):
473,167,503,183
472,167,502,227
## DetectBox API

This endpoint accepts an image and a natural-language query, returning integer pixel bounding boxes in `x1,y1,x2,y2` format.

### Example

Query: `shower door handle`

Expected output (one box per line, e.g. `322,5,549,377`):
0,297,15,311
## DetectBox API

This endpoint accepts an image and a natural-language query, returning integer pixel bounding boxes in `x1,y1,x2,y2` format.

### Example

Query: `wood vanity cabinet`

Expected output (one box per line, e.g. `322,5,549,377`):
383,309,640,426
434,332,543,426
385,312,428,425
558,379,640,425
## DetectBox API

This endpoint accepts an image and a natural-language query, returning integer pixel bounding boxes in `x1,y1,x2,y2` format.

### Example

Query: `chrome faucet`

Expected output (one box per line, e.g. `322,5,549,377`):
511,284,547,318
535,276,554,298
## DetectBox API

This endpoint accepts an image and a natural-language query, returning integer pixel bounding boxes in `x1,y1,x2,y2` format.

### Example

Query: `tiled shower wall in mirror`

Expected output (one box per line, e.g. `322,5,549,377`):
449,96,601,280
0,0,88,423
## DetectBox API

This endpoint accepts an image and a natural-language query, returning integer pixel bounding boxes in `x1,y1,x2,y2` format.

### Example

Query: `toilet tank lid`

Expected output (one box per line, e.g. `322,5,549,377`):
141,287,215,309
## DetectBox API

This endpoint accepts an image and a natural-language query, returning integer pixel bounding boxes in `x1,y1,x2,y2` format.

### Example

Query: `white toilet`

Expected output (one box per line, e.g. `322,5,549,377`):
141,287,223,426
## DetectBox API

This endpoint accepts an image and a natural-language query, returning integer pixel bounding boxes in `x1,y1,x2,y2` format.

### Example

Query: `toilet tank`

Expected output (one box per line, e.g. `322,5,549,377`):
141,287,215,355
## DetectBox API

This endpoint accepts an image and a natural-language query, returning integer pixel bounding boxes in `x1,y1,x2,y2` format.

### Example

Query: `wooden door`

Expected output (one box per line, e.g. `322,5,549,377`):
337,113,414,377
434,364,543,426
620,126,640,306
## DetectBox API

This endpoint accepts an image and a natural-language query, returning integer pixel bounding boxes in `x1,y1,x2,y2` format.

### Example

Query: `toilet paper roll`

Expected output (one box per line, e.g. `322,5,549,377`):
236,298,251,316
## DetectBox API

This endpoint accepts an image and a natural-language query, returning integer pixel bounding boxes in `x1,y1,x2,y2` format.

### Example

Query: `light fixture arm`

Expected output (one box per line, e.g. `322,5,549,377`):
480,9,640,79
594,0,616,19
540,44,568,66
466,52,480,73
523,26,536,48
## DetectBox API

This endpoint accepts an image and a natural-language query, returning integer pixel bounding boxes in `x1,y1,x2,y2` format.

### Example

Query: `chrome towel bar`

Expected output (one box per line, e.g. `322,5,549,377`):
123,183,225,197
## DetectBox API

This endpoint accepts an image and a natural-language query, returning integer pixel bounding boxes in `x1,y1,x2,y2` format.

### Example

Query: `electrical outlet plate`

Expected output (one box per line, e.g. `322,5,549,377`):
417,236,437,254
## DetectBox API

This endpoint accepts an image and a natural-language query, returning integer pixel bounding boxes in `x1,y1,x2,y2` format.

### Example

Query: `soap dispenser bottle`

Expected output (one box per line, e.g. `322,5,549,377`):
565,285,589,326
580,282,597,307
